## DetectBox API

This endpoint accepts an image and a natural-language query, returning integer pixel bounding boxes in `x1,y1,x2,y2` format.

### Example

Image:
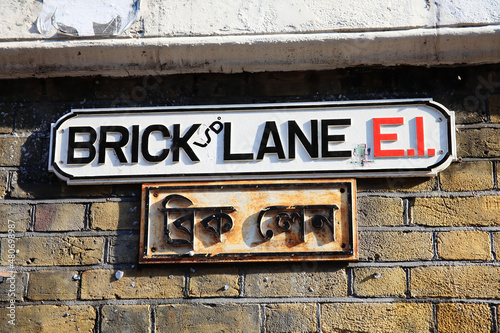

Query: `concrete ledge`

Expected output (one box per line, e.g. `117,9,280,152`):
1,25,500,78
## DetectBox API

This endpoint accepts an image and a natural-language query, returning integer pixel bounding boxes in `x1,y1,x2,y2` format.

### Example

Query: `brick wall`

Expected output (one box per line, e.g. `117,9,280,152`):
0,65,499,332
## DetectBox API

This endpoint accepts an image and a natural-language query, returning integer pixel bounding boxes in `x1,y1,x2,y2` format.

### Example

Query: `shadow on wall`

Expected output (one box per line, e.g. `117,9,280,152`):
15,133,121,199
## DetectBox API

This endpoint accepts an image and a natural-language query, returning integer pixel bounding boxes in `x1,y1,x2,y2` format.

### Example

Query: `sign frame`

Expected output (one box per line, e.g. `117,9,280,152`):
139,179,357,263
48,99,456,184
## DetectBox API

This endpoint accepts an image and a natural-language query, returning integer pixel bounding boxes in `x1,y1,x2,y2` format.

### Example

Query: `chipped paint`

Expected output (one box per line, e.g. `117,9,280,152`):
36,0,140,36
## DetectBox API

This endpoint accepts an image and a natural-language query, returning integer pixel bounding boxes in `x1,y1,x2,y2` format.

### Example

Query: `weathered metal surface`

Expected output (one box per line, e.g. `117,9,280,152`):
139,179,357,263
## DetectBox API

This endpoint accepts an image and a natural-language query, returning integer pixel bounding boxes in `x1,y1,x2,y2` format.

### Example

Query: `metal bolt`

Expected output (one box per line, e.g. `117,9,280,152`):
373,272,381,279
72,274,80,281
223,285,229,291
308,287,314,292
439,150,444,155
168,275,174,279
188,251,195,257
151,247,157,253
153,192,159,197
263,277,268,282
437,118,443,122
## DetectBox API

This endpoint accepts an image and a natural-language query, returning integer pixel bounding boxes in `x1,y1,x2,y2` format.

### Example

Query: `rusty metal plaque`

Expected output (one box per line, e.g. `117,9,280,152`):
139,179,357,263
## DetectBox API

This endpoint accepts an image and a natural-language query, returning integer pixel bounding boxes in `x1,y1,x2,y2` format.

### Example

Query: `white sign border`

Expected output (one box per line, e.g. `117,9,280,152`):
49,99,456,184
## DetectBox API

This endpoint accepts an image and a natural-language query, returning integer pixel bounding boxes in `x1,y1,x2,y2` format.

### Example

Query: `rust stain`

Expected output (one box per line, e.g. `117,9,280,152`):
139,179,357,263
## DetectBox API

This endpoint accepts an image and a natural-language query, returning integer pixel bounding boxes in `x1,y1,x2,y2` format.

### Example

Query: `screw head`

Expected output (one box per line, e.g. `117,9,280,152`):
115,270,124,280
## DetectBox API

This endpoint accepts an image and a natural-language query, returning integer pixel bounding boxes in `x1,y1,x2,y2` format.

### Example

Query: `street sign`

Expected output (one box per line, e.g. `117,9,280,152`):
139,179,357,263
49,99,456,184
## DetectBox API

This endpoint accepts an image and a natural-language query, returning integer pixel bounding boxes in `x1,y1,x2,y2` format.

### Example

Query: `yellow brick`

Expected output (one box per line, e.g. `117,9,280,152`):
437,231,492,260
358,177,436,192
1,236,104,266
245,263,347,297
490,94,500,123
493,232,500,260
359,231,433,261
413,196,500,226
357,197,404,226
437,303,491,333
90,201,140,230
321,303,433,332
496,162,500,190
0,106,14,133
0,272,26,301
265,303,316,333
0,136,41,166
353,267,406,297
27,270,79,300
35,203,85,231
9,169,112,199
0,203,30,232
457,128,500,158
156,304,260,333
411,266,500,298
0,169,7,199
189,267,239,297
440,161,493,191
81,268,184,300
455,106,485,124
0,305,96,333
101,305,150,333
107,235,139,264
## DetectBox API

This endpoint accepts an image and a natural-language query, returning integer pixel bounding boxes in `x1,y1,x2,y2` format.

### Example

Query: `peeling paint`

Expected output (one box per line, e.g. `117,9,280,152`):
140,179,358,263
36,0,140,36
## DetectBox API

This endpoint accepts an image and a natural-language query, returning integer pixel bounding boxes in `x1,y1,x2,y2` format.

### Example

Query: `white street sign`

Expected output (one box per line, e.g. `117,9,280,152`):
49,99,456,184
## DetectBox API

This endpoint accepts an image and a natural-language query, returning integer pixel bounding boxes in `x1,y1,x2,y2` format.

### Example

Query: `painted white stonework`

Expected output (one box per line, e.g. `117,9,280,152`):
436,0,500,27
148,0,431,37
0,0,499,77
